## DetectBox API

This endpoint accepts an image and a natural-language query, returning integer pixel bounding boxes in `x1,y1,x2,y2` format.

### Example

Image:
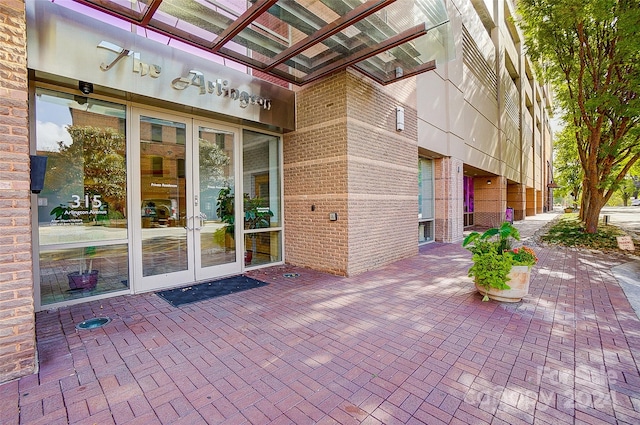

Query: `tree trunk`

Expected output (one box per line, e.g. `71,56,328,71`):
583,203,601,233
581,179,604,233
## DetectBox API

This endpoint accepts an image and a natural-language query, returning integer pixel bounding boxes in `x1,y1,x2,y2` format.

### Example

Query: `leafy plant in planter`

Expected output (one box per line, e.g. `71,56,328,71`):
214,189,273,265
68,246,99,290
214,186,236,250
463,222,538,302
243,195,273,265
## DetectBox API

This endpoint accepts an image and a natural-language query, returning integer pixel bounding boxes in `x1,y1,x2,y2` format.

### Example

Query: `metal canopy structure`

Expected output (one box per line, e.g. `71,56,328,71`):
71,0,453,86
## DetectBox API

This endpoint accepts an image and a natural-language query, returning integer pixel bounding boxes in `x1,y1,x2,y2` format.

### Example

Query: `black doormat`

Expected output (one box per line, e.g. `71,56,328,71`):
156,275,269,307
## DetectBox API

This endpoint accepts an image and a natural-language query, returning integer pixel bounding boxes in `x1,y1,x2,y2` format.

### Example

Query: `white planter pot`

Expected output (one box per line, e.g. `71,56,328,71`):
475,265,531,302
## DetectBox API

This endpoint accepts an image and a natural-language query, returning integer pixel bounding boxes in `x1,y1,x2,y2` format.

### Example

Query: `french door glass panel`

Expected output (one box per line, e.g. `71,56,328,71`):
196,125,237,274
139,116,188,277
134,111,241,292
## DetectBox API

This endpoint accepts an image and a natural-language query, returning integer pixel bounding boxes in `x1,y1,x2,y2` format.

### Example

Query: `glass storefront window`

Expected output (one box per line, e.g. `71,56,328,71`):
39,244,129,305
464,176,475,227
243,130,282,266
419,158,435,244
35,88,128,305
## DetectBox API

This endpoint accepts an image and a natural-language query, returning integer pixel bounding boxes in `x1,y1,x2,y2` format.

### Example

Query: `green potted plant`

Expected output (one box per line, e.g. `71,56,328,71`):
243,194,273,265
214,186,236,250
463,222,538,302
214,189,273,265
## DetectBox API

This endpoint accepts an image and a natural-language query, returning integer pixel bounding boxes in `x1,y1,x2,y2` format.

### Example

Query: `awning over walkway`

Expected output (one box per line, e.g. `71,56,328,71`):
72,0,453,85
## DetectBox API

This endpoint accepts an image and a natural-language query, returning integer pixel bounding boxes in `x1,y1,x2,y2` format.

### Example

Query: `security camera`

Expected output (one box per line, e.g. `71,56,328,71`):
78,81,93,95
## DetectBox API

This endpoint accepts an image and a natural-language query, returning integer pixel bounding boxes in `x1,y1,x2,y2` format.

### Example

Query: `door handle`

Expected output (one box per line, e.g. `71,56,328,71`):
185,214,206,230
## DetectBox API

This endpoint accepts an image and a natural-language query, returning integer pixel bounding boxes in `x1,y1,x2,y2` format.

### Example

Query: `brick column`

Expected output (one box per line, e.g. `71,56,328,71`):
434,157,464,243
536,190,543,214
0,0,37,383
283,73,350,276
507,183,526,221
474,176,507,228
526,187,536,216
284,70,418,276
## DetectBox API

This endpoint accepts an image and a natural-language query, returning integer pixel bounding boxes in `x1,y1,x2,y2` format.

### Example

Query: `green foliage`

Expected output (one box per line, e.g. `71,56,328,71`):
509,247,538,266
616,177,636,206
553,125,583,206
64,126,126,203
244,195,273,230
48,125,127,219
540,214,628,250
50,204,69,220
215,188,273,242
468,243,513,301
199,138,230,188
463,221,521,253
216,186,235,234
463,222,534,301
518,0,640,233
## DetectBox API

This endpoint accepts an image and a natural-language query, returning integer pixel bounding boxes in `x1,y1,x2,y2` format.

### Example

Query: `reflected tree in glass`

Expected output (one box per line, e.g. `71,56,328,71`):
199,137,230,188
47,125,126,223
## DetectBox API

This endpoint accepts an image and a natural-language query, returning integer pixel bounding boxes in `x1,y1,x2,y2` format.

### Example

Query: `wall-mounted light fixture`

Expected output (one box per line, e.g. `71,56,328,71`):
487,179,492,185
396,106,404,131
78,81,93,95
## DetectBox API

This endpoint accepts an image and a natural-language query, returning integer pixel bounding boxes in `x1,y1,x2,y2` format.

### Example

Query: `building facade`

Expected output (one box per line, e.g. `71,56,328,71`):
0,0,552,383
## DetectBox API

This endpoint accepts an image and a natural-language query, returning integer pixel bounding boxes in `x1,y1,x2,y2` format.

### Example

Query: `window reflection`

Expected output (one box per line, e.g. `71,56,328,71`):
243,130,281,266
35,88,128,305
36,89,128,244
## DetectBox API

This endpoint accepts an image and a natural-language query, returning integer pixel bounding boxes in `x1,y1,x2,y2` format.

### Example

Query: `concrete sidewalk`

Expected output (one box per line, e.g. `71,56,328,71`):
3,212,640,424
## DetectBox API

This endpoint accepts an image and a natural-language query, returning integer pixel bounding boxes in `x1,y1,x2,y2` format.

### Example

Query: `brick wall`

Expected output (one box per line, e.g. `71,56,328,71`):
283,72,349,275
536,190,543,213
507,183,526,221
284,70,418,276
474,176,507,228
526,187,536,216
434,157,464,243
0,0,37,383
345,71,418,275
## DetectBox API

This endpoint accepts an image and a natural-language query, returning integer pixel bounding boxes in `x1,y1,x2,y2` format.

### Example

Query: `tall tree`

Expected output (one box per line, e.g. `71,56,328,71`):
518,0,640,232
616,176,636,206
553,125,583,208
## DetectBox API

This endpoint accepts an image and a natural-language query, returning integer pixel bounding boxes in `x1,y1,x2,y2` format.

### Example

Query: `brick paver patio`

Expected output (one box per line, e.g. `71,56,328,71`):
3,214,640,424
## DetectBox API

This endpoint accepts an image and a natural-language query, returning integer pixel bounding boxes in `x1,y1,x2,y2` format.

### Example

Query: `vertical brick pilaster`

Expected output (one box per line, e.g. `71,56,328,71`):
344,71,418,275
474,176,507,228
0,0,37,383
536,190,543,214
284,70,418,276
507,183,526,221
526,187,536,216
434,157,464,243
283,73,350,275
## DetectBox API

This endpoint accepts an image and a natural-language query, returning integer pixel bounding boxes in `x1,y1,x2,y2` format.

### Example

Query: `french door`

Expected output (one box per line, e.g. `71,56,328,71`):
131,109,241,292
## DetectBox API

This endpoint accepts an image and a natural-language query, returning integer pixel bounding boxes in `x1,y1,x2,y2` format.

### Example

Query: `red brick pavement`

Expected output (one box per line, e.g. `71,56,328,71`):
3,231,640,424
